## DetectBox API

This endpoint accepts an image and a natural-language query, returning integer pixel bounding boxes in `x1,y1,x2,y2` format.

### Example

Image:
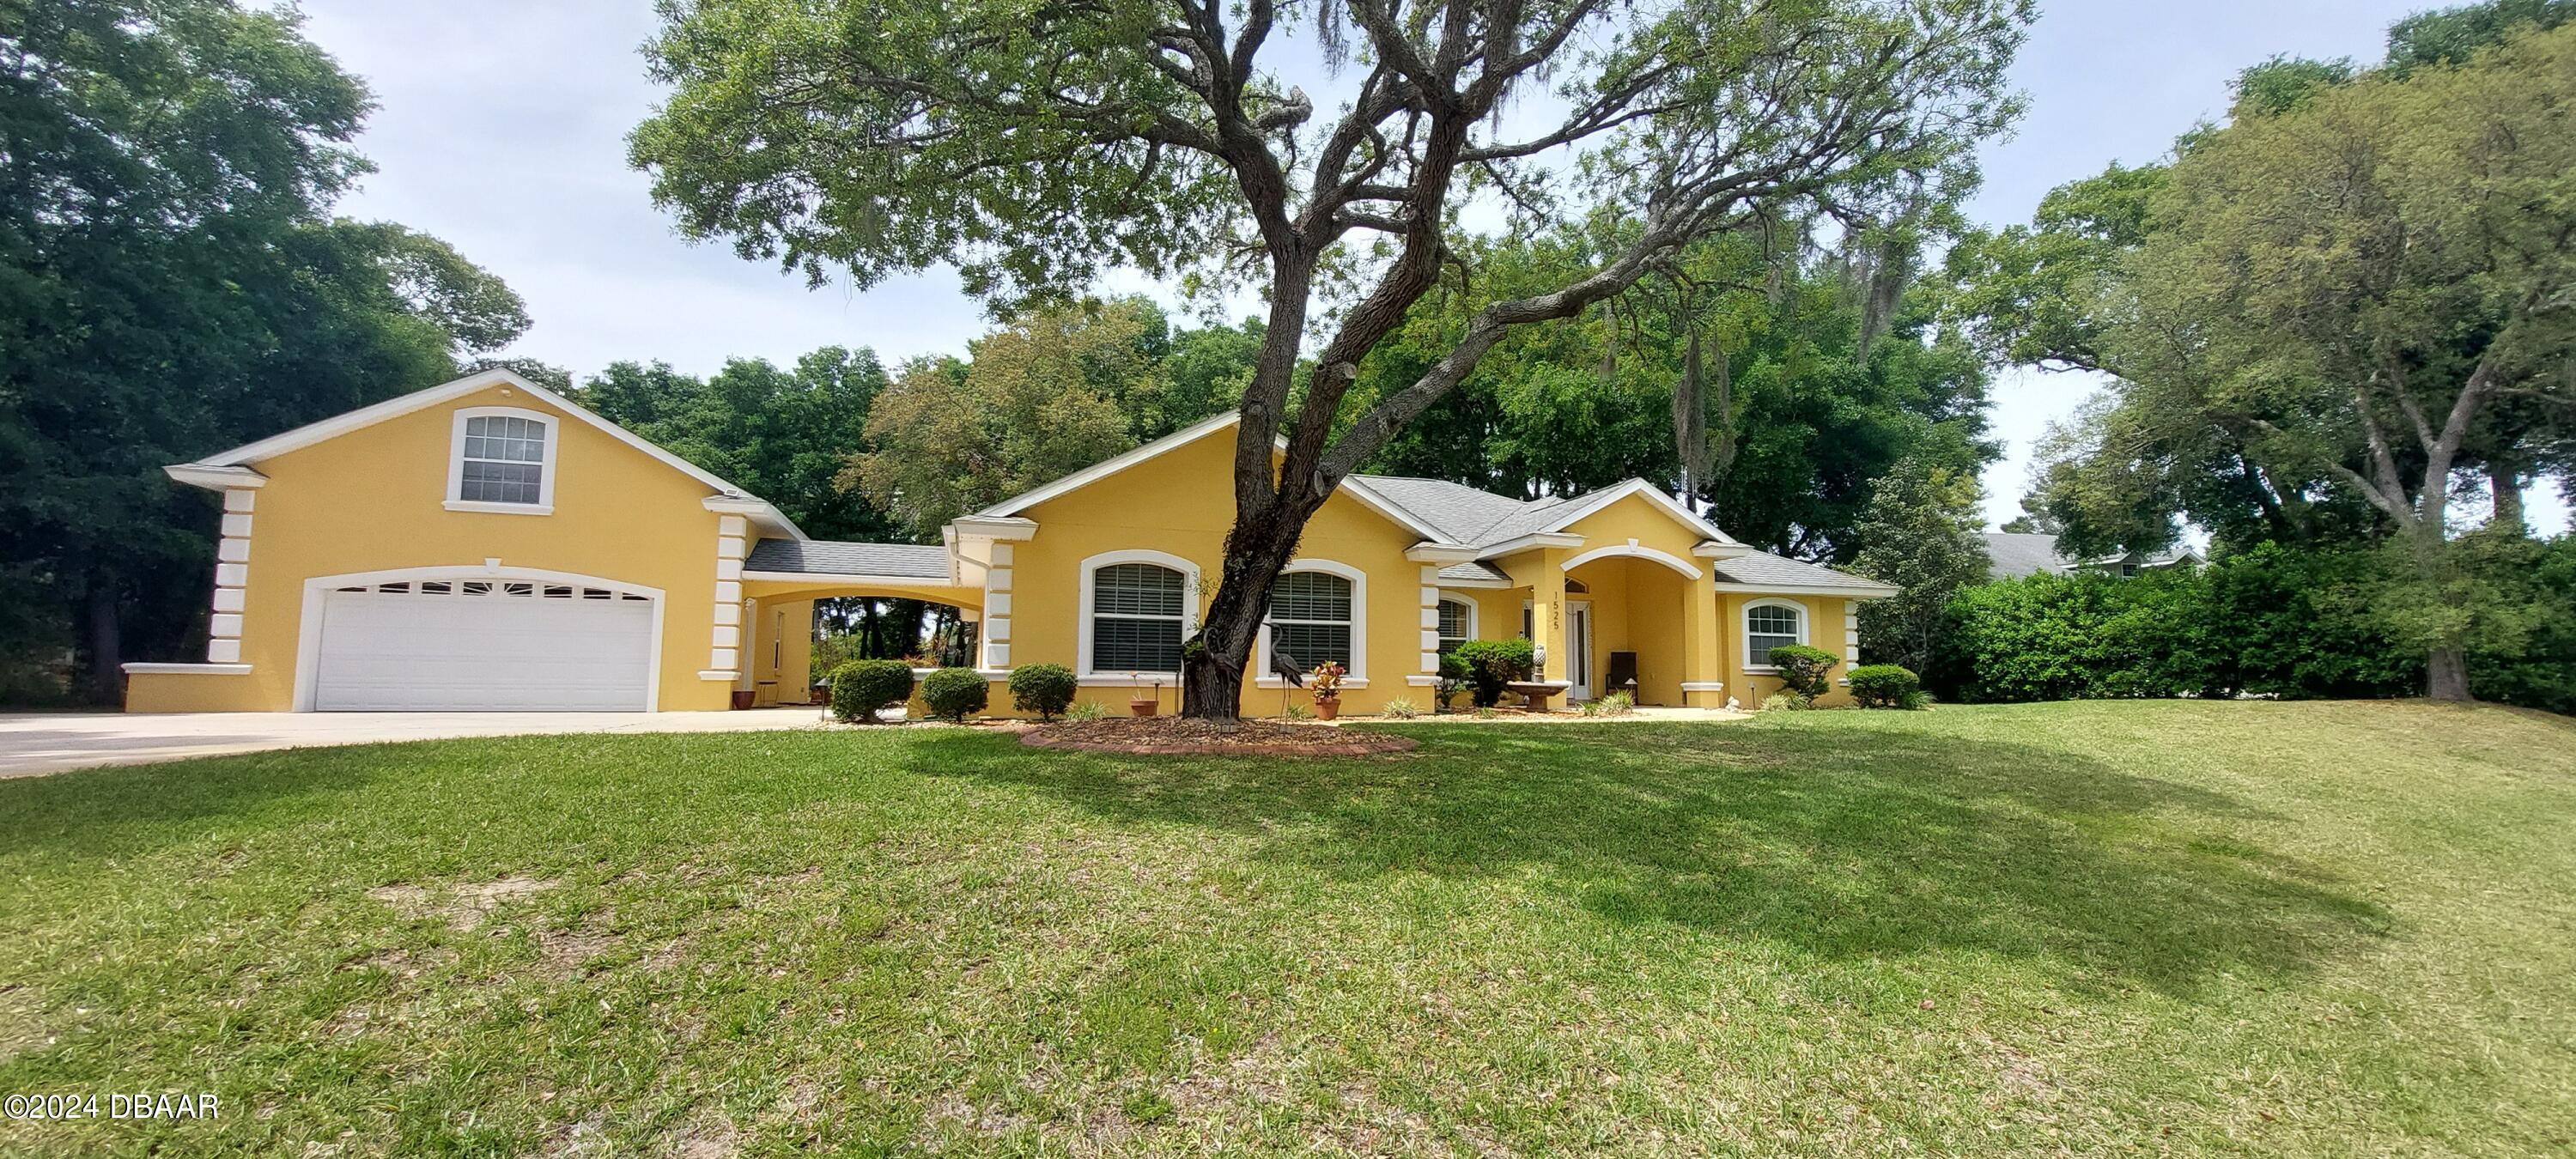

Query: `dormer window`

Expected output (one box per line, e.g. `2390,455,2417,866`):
447,407,557,513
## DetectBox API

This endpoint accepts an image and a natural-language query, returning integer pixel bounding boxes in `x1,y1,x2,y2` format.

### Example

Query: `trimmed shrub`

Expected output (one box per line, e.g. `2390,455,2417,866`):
1847,664,1921,708
1433,654,1470,711
1759,690,1814,712
829,659,914,723
1451,638,1535,707
1006,663,1078,721
1766,644,1839,698
920,667,987,722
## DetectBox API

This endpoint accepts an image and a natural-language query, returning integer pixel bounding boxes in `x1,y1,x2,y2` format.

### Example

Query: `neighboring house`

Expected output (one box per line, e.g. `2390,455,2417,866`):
125,368,1896,716
1980,532,2202,581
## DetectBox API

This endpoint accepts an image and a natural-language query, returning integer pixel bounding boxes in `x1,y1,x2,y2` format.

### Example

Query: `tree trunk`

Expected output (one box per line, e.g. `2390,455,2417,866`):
1181,502,1310,722
84,577,122,704
2488,462,2525,533
2427,645,2473,702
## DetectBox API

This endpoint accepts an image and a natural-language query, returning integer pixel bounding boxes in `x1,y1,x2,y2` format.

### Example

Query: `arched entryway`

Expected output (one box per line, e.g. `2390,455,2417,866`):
1561,549,1700,705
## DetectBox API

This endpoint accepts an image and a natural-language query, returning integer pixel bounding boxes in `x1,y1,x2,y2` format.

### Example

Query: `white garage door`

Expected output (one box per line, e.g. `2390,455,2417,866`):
312,579,656,711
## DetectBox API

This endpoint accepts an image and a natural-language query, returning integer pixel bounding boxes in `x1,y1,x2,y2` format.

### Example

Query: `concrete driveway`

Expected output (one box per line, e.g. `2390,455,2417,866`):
0,707,839,779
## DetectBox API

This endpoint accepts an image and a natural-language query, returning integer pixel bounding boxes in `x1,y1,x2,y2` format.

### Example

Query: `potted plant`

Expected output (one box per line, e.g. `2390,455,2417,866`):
1308,660,1346,720
1129,674,1163,718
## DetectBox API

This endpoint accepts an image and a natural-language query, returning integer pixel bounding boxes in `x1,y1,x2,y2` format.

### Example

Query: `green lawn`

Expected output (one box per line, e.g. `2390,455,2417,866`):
2,702,2572,1156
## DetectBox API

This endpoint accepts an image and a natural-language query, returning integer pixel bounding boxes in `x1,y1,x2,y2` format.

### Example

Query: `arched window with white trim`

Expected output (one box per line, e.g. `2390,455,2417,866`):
1084,558,1192,675
1436,595,1475,655
1256,560,1367,683
1743,598,1807,670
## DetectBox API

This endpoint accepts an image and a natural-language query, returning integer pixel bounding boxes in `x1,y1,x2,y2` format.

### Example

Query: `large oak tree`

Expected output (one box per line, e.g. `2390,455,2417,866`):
631,0,2028,719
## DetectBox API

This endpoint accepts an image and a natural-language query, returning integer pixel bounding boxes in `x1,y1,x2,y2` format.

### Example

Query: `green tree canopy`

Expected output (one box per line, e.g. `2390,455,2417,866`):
580,347,899,542
2,0,527,699
1952,21,2576,701
1852,453,1990,672
847,299,1261,537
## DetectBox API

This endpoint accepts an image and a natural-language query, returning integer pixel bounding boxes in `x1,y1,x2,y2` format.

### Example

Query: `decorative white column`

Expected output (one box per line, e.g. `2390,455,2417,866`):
701,514,747,683
1416,564,1443,677
981,543,1013,669
204,488,256,664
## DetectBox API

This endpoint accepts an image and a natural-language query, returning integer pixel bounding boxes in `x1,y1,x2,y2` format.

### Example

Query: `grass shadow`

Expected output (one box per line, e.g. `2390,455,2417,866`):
900,722,2391,997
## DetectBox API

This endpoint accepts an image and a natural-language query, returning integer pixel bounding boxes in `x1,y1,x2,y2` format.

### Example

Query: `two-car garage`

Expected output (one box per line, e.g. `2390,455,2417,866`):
307,576,658,711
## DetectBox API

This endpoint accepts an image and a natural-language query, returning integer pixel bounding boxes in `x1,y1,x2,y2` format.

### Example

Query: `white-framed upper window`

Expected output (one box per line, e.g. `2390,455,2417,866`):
1256,560,1367,685
446,407,558,513
1743,598,1807,671
1078,551,1198,677
1436,595,1476,655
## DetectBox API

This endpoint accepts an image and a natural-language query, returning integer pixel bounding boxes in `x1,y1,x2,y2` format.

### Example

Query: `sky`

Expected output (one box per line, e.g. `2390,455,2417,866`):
300,0,2568,537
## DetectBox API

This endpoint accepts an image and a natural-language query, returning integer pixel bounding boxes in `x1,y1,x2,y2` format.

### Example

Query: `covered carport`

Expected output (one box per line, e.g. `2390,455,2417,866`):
735,540,984,707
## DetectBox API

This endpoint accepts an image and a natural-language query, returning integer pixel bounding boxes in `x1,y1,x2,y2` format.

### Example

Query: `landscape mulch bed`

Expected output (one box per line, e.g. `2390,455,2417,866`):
1021,717,1419,756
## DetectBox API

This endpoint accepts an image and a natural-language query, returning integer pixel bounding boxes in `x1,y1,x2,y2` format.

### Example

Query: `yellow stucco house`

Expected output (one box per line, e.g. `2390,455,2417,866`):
125,367,1896,716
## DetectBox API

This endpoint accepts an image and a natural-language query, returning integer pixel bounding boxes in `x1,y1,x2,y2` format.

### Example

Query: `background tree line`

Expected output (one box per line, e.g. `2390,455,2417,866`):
1904,0,2576,711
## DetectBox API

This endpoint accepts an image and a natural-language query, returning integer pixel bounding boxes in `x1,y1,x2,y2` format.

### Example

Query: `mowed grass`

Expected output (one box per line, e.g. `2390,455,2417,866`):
2,703,2573,1156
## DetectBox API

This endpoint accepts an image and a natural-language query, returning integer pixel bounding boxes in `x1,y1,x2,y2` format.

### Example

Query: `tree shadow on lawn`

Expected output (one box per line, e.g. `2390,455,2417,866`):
903,723,2391,998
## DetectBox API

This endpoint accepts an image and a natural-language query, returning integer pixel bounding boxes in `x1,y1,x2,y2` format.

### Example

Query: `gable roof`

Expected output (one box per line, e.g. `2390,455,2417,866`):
965,410,1747,558
1982,531,2065,579
1346,476,1533,543
973,411,1449,542
1709,551,1899,596
167,367,807,539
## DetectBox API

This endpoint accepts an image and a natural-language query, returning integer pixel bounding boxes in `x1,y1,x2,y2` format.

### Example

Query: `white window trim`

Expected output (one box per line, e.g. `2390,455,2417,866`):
444,406,559,515
1741,597,1808,673
1435,593,1478,652
1076,549,1200,678
1255,558,1368,688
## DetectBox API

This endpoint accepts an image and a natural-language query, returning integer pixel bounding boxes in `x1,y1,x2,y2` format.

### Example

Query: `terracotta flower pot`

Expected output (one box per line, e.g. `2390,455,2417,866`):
1129,698,1159,718
730,689,756,711
1315,697,1340,721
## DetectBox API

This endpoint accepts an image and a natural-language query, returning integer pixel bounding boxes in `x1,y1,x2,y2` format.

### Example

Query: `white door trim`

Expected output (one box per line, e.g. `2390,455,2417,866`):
293,566,666,711
1567,603,1595,701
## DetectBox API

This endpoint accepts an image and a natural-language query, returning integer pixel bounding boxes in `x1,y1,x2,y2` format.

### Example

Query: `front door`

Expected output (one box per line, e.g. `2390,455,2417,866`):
1567,604,1594,701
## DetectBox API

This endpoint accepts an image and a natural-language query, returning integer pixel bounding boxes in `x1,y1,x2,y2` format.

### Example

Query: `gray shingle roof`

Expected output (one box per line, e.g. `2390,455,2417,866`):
1981,532,2066,579
743,539,951,580
1437,561,1514,585
1348,476,1533,543
1352,475,1696,549
1708,551,1894,592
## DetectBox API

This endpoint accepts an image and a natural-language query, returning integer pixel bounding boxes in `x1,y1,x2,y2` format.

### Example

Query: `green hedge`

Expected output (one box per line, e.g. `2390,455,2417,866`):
1006,663,1078,721
920,666,987,722
1765,644,1839,697
829,659,915,723
1846,664,1920,708
1929,538,2576,713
